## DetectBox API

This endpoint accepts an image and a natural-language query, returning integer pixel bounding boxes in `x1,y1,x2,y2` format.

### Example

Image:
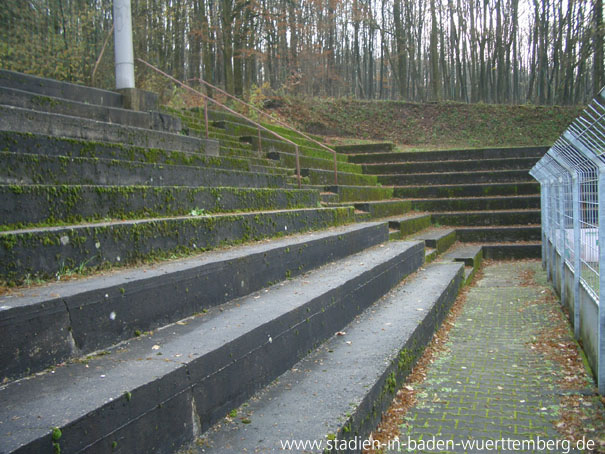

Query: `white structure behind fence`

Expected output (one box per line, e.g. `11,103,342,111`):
530,87,605,393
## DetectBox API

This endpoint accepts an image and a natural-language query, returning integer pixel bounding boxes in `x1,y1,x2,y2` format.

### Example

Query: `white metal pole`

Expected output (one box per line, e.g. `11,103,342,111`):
113,0,135,89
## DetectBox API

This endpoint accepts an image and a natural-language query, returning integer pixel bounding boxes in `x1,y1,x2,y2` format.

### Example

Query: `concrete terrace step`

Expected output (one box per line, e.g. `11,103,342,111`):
0,69,123,108
388,213,432,240
361,156,539,174
378,169,535,186
196,261,463,453
0,222,388,381
0,185,321,228
0,151,286,188
431,209,541,226
411,195,541,212
393,182,540,199
0,85,181,133
302,167,377,186
325,185,394,202
0,240,425,454
333,142,395,154
0,206,354,284
411,228,457,253
0,104,219,155
267,150,363,174
439,244,484,283
331,200,412,220
0,131,252,172
347,146,548,163
482,242,542,259
455,225,542,242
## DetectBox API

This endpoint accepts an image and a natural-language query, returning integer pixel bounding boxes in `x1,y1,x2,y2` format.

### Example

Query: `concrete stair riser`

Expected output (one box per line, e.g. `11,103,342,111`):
432,210,540,226
411,195,540,211
301,168,377,186
0,131,250,171
456,226,541,242
390,214,432,237
378,170,534,186
334,142,395,154
326,185,394,202
0,241,424,454
0,152,285,188
267,151,362,174
0,185,320,228
0,86,181,133
362,157,538,174
0,69,124,108
0,207,354,283
348,146,548,163
0,105,219,155
0,223,387,381
353,200,412,219
393,182,540,199
483,243,542,259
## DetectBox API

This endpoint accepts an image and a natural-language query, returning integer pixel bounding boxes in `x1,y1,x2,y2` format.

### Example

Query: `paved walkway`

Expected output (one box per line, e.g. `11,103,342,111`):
390,261,604,453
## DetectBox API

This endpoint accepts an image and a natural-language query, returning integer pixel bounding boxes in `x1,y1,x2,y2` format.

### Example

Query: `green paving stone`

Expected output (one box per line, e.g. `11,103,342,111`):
392,261,586,454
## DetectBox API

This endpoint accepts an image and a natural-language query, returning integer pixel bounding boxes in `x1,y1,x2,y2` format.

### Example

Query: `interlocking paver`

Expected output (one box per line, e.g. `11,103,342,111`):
391,261,600,453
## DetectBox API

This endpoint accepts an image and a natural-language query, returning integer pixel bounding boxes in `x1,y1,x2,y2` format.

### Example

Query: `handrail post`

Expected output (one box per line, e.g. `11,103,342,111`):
333,152,338,185
204,96,209,140
295,145,301,189
258,127,262,155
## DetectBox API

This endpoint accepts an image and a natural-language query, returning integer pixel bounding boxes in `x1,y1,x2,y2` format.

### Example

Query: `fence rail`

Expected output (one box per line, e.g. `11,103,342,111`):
530,87,605,393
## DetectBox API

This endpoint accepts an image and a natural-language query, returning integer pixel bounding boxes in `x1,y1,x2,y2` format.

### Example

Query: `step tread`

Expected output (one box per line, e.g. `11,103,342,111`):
198,261,463,452
361,156,539,165
0,240,422,453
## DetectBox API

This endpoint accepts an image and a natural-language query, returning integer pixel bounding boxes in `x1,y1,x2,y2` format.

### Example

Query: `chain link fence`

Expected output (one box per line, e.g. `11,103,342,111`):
530,87,605,393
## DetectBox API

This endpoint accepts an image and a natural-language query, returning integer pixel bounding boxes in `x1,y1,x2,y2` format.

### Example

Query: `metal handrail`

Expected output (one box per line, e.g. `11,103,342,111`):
137,58,303,188
188,77,339,186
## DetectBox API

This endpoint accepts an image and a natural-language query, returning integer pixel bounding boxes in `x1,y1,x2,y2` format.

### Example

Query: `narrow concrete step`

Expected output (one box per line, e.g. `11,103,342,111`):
0,151,286,188
333,142,395,154
0,206,354,284
441,243,483,268
0,222,387,381
362,157,538,174
411,228,457,253
349,200,412,219
320,191,339,203
378,169,534,186
347,146,548,163
0,69,123,108
0,185,321,228
249,164,292,176
0,86,181,133
393,182,540,199
388,213,432,238
325,185,394,202
0,131,252,172
411,195,540,212
455,225,542,242
0,240,425,454
431,209,541,226
0,104,219,155
195,261,464,453
267,150,363,174
240,136,347,164
482,242,542,259
301,167,376,186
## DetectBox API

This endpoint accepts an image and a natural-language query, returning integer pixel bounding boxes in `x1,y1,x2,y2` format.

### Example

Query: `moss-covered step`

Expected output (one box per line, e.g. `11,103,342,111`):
361,157,539,174
249,164,292,176
347,146,549,164
195,262,462,454
0,151,286,188
482,243,542,259
0,185,320,228
0,105,219,155
393,182,540,199
239,136,349,163
266,150,363,174
0,240,425,454
0,221,388,381
0,85,181,133
378,169,535,186
301,168,377,186
440,244,483,284
325,185,394,202
0,131,251,172
411,195,540,212
333,142,395,154
350,200,412,219
455,225,541,242
431,209,541,226
0,68,123,108
0,207,354,284
388,213,432,238
411,228,457,254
